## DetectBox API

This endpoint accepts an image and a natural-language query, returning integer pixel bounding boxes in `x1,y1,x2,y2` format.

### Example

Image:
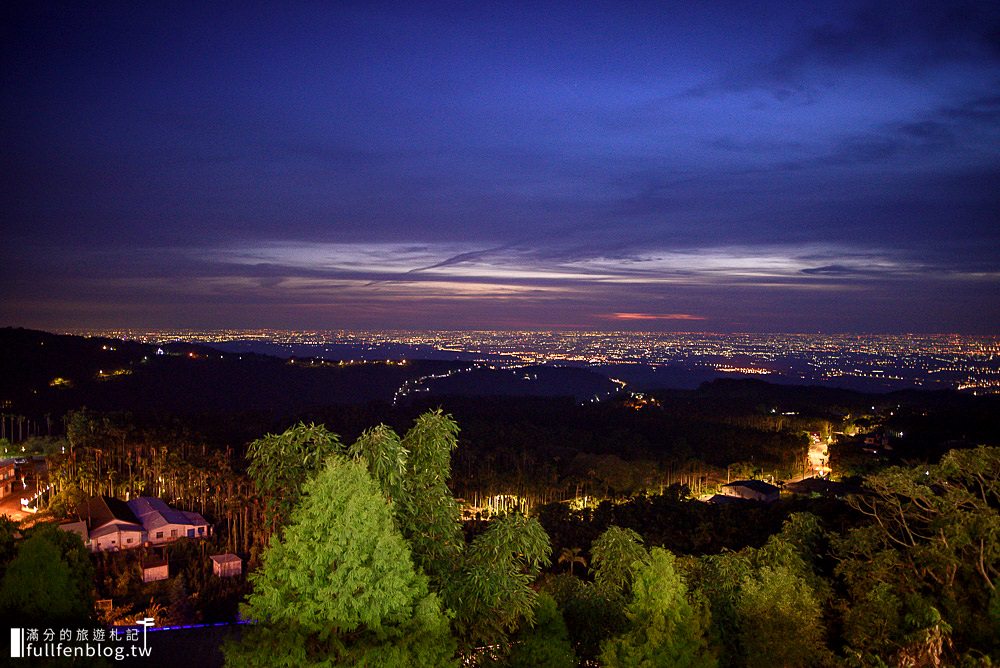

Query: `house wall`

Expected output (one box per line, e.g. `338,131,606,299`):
213,560,241,577
722,486,778,503
147,522,209,544
91,527,145,552
142,564,169,583
0,464,15,499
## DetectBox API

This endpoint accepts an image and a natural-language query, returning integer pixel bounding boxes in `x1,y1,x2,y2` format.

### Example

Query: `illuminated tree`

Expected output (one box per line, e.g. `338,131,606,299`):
837,446,1000,662
397,410,464,584
446,512,551,647
600,547,716,668
591,526,648,596
228,457,455,667
246,422,343,537
347,411,556,652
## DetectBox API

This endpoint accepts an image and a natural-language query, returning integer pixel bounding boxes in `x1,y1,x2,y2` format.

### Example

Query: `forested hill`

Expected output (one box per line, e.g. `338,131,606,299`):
0,328,461,415
0,328,614,418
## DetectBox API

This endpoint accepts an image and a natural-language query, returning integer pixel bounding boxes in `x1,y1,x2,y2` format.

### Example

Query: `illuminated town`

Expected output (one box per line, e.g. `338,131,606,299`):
73,329,1000,394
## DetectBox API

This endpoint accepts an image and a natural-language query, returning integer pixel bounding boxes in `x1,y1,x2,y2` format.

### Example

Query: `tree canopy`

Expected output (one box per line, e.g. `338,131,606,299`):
600,547,716,668
246,421,344,535
228,456,455,667
591,525,648,596
0,526,93,625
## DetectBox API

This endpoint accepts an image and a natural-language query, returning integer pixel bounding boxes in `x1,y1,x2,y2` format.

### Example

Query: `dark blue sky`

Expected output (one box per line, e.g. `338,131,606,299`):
2,1,998,332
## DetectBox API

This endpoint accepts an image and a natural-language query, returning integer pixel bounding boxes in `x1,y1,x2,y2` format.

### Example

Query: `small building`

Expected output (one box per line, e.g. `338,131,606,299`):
127,497,210,545
0,458,16,499
141,557,169,583
210,553,242,578
721,480,780,503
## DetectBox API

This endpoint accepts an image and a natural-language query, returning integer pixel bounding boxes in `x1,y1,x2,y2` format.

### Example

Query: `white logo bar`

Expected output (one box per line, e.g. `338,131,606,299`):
10,628,23,658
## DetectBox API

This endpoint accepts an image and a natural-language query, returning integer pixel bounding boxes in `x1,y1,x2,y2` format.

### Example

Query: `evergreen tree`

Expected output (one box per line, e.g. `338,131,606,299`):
227,457,456,667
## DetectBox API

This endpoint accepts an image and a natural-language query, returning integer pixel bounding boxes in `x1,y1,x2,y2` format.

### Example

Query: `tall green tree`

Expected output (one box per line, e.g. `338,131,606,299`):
681,550,752,668
447,512,551,647
397,410,464,583
591,526,649,596
227,456,455,667
346,410,556,653
681,521,831,668
600,547,716,668
246,422,343,537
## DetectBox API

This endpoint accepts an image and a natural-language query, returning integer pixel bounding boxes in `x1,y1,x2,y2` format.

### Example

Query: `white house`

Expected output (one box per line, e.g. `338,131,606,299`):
76,496,148,552
127,497,210,545
75,495,210,552
721,480,780,503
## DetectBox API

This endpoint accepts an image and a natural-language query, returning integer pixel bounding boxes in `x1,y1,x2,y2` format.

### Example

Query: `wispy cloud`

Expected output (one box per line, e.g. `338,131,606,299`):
192,240,966,299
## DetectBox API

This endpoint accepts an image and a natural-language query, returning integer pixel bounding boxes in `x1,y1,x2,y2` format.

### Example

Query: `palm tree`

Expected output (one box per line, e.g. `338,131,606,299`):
558,546,587,576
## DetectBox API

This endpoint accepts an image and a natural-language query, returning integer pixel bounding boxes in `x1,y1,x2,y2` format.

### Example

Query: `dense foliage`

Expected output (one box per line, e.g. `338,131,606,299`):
227,456,455,667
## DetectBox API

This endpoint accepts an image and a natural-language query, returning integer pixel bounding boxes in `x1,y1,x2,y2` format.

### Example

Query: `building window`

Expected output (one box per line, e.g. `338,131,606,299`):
126,538,132,544
156,531,163,539
198,527,204,535
170,529,177,538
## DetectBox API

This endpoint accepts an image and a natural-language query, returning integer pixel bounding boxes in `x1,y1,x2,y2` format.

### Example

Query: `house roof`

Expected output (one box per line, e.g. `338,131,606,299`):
705,493,749,505
77,496,140,529
142,557,169,570
723,480,780,495
89,521,145,539
210,553,242,564
127,497,208,530
58,520,89,541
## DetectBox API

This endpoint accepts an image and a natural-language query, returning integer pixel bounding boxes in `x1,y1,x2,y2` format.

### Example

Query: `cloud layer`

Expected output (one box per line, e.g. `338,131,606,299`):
1,1,998,331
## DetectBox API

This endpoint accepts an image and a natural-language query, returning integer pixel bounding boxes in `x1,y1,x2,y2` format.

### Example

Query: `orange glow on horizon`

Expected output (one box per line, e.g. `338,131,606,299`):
608,312,706,321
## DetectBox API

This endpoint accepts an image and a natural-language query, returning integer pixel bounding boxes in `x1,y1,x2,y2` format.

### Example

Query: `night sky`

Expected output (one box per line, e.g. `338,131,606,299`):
2,1,998,333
